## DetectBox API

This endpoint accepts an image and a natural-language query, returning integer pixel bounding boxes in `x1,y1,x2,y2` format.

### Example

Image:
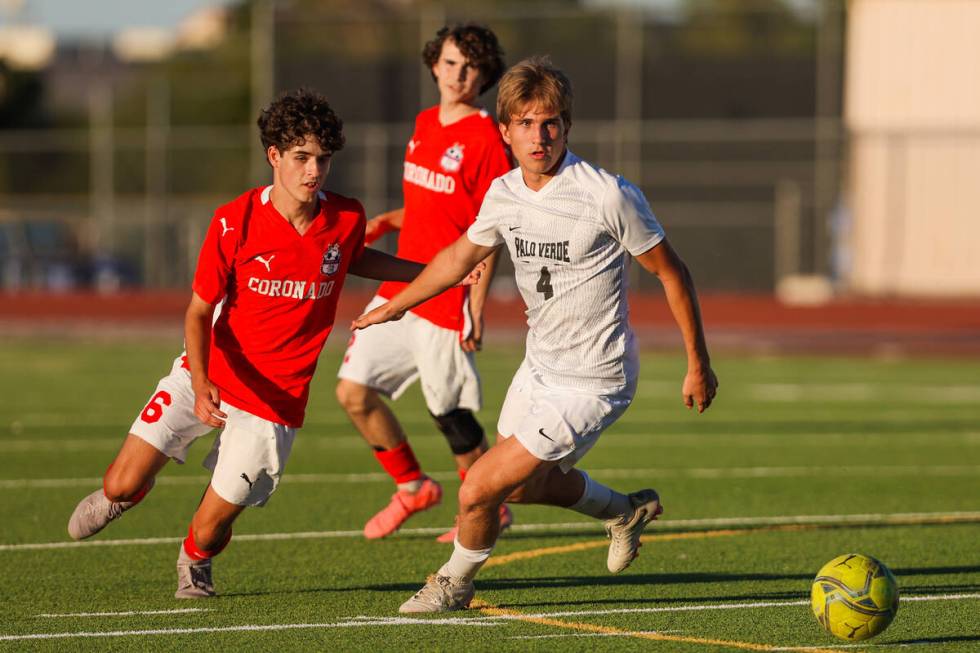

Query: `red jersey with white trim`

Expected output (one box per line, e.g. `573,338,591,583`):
192,185,366,427
377,106,511,331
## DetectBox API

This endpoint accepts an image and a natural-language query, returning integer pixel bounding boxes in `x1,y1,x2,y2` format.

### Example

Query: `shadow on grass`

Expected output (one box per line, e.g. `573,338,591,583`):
481,572,809,589
221,563,980,600
893,565,980,576
899,583,980,594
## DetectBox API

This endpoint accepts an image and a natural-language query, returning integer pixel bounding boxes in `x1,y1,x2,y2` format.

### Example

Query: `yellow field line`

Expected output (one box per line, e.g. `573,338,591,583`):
485,526,792,568
471,600,843,653
485,513,980,569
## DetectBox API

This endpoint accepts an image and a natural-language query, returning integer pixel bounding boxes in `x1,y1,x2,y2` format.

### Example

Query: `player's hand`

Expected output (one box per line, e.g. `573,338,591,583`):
682,365,718,413
364,212,397,245
192,378,227,427
351,301,406,331
455,261,486,287
461,313,484,352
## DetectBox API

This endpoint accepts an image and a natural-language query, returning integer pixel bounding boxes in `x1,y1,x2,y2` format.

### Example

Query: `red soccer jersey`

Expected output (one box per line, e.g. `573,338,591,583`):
192,186,366,427
377,106,511,331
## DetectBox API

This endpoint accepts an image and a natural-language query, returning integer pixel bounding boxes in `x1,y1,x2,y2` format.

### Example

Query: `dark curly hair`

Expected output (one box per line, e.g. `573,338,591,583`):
422,24,505,96
257,88,345,157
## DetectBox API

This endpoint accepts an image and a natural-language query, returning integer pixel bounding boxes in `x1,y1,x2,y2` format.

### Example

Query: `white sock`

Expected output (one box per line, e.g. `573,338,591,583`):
568,470,631,520
397,479,423,493
438,539,494,582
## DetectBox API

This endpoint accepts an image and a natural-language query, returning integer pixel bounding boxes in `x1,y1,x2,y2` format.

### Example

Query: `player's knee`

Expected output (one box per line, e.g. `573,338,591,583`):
103,466,149,503
335,379,373,415
457,478,494,515
431,409,485,455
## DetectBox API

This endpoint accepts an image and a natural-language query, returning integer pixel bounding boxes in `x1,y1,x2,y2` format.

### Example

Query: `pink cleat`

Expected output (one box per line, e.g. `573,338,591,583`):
364,477,442,539
436,503,513,543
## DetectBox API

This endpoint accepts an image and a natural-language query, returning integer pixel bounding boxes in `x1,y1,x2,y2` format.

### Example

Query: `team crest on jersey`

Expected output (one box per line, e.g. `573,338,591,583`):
439,143,464,173
321,243,341,275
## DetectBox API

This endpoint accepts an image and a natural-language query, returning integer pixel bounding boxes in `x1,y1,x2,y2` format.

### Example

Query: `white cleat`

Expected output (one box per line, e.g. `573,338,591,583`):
399,574,475,613
67,479,154,541
175,547,215,599
604,489,663,573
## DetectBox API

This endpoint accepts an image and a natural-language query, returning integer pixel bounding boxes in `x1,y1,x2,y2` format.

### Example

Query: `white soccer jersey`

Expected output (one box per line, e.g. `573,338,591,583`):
467,150,665,392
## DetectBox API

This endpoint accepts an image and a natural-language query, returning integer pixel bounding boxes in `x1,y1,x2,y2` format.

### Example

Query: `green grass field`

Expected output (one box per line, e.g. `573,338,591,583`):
0,340,978,651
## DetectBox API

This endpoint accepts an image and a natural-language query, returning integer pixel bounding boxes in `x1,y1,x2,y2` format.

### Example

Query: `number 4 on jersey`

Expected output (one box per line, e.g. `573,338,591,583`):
536,266,554,300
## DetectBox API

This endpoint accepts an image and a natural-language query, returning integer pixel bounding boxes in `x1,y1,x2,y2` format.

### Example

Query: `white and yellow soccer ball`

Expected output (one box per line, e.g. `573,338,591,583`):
810,553,899,641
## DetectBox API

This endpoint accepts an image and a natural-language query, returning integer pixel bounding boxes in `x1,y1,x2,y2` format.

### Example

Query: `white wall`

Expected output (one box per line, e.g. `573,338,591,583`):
845,0,980,295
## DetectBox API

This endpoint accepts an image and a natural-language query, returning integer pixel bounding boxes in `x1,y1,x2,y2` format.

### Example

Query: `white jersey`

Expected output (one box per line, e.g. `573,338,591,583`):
467,150,665,392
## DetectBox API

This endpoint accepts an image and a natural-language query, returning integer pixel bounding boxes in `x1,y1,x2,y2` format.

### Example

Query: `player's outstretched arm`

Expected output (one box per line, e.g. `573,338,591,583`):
349,247,424,282
184,292,227,427
635,240,718,413
352,235,497,331
349,248,485,286
364,208,404,245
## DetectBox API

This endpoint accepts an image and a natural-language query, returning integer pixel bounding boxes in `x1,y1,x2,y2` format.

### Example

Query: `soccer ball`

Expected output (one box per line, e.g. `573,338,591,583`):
810,553,899,641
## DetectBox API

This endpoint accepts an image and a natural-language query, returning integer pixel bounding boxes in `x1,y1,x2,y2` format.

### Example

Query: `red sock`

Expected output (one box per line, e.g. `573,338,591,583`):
374,442,423,484
103,463,152,504
182,524,232,560
458,468,468,482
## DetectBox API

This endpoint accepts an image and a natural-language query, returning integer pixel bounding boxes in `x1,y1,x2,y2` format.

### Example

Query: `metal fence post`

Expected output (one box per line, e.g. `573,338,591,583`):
144,76,170,288
250,0,276,186
89,81,115,255
615,9,643,184
774,179,802,286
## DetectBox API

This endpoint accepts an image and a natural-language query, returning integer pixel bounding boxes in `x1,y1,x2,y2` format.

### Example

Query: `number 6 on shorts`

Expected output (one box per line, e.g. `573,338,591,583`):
140,391,173,424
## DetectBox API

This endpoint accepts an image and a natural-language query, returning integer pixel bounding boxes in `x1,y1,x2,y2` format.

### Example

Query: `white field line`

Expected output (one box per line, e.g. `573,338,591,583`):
3,510,980,552
36,609,211,618
746,383,980,404
0,619,502,641
3,432,980,454
5,594,979,642
631,382,980,403
516,593,980,620
4,463,978,491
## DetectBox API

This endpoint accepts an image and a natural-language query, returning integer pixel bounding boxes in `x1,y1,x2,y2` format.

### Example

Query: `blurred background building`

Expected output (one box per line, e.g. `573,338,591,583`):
0,0,976,299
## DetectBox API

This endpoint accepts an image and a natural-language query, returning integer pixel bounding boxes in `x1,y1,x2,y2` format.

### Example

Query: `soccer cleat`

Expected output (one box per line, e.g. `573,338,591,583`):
603,489,663,573
67,478,155,541
175,547,215,599
399,574,475,613
364,477,442,539
436,503,514,543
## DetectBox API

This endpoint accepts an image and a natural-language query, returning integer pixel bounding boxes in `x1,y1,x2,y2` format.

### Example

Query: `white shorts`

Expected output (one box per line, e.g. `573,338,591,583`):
129,355,297,507
497,359,635,473
337,295,481,415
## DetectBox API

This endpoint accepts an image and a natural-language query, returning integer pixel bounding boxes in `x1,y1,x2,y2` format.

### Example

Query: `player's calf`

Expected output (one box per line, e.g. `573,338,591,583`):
436,502,514,543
